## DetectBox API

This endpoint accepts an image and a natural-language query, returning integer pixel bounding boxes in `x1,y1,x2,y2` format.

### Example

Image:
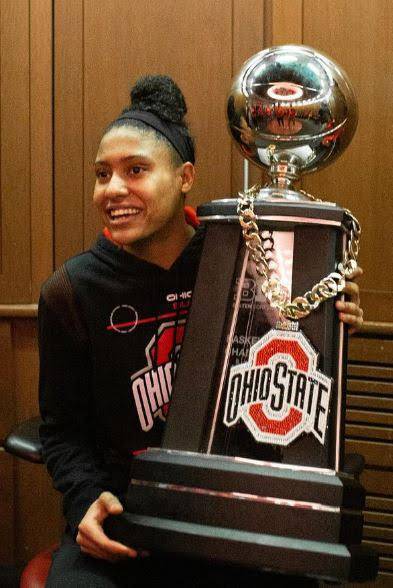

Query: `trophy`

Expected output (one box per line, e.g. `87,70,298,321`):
106,45,378,582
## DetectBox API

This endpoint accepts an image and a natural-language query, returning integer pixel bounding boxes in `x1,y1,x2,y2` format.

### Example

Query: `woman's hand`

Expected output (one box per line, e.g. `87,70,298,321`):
76,491,146,562
335,266,364,335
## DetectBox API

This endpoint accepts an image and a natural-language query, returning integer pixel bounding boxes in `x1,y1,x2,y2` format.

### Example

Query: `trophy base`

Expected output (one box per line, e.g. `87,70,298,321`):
105,449,378,582
106,512,377,583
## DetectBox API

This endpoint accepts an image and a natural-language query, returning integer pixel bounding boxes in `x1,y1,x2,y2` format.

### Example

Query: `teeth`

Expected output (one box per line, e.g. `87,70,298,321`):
109,208,140,218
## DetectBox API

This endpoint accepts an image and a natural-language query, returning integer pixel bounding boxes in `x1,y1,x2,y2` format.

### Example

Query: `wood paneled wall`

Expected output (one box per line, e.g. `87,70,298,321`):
0,0,392,582
346,336,393,586
0,0,53,304
0,319,63,565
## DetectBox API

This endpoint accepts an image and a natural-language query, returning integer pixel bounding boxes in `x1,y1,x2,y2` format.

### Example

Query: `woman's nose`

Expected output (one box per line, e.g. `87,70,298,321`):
106,173,128,197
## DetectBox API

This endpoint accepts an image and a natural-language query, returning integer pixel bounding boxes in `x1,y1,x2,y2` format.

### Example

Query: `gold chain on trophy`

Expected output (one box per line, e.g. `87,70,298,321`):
237,185,361,321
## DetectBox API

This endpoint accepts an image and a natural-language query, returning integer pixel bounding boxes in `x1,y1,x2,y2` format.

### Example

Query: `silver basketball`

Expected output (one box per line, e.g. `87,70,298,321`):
227,45,358,177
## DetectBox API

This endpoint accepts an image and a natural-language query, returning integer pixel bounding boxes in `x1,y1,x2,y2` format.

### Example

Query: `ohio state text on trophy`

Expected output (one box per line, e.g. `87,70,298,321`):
107,46,378,582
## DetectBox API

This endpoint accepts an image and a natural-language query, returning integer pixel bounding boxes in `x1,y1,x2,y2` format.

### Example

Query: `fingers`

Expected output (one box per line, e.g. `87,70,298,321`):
343,266,362,306
339,265,364,334
335,300,362,315
99,491,123,516
346,266,363,281
342,280,360,305
77,525,137,562
78,532,117,562
78,520,138,560
335,300,364,334
76,492,137,561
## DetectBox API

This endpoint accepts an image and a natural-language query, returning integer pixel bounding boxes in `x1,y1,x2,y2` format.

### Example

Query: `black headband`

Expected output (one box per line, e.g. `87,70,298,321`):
115,110,195,164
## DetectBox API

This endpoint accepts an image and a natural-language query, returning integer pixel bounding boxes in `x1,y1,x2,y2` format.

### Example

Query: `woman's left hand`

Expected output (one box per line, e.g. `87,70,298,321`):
335,266,364,335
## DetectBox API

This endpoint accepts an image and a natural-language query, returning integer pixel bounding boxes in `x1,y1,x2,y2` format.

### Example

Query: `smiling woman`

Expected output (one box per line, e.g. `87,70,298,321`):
37,75,218,587
92,76,196,268
93,129,194,268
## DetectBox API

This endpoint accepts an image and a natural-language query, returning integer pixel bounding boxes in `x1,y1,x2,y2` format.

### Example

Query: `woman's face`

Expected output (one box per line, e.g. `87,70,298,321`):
93,126,192,250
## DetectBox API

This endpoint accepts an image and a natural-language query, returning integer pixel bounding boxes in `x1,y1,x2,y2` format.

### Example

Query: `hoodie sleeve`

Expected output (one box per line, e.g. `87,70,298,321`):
38,280,112,536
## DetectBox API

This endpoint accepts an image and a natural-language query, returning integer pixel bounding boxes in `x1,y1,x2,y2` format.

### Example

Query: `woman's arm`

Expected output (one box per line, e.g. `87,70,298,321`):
39,282,141,560
38,292,111,535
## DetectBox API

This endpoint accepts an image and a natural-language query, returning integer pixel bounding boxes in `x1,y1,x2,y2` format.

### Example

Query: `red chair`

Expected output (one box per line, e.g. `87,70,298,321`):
19,545,55,588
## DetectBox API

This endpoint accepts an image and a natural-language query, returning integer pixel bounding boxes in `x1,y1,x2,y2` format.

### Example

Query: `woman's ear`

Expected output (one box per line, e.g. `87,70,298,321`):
180,162,195,194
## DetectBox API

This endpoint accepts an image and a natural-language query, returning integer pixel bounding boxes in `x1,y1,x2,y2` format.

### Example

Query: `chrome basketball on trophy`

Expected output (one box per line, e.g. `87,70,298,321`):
107,46,378,582
229,44,360,319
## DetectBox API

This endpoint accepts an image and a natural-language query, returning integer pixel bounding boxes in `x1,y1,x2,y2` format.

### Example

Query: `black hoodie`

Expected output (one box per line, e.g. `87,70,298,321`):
39,227,204,535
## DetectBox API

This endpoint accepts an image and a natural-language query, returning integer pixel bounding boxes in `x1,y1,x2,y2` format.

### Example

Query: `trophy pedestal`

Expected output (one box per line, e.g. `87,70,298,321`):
106,449,377,582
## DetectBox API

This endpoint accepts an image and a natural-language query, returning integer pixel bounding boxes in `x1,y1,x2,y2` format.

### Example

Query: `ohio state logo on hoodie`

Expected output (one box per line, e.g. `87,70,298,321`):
224,328,333,446
131,321,185,432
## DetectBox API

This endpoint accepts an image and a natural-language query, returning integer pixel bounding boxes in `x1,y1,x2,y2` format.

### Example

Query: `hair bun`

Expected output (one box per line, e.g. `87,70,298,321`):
129,75,187,125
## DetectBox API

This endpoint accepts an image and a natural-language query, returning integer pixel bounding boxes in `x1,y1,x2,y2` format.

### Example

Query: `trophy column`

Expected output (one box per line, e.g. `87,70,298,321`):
164,199,347,471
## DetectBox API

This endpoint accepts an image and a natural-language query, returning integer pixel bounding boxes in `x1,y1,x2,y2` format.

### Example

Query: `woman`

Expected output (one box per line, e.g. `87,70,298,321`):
39,75,363,586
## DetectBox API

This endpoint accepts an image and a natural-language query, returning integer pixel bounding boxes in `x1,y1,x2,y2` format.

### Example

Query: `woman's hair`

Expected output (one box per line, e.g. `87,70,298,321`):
105,75,195,166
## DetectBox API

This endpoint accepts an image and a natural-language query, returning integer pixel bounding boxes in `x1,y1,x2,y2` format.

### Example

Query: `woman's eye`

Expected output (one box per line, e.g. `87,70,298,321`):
95,169,109,179
130,166,143,175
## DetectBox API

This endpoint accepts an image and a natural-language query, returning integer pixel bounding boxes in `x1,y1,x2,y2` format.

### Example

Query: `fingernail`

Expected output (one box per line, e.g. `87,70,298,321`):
138,550,150,558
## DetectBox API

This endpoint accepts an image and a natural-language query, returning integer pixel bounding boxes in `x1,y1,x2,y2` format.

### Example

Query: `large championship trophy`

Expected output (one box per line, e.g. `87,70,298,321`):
107,46,378,582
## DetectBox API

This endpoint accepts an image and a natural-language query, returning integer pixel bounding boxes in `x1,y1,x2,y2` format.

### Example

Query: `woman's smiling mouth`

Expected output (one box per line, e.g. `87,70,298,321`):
107,207,142,223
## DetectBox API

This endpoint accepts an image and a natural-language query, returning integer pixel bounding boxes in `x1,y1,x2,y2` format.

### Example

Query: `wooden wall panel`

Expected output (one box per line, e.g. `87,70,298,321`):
232,0,265,195
264,0,303,46
0,452,15,563
54,0,84,267
0,0,53,561
0,321,15,443
0,0,31,302
30,0,53,300
0,319,62,566
302,0,393,324
347,334,393,583
13,319,62,564
0,0,52,303
14,461,62,565
13,320,40,420
0,321,16,563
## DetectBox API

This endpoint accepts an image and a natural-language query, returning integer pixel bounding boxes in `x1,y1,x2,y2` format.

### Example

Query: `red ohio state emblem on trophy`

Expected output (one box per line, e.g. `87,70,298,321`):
224,328,333,446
